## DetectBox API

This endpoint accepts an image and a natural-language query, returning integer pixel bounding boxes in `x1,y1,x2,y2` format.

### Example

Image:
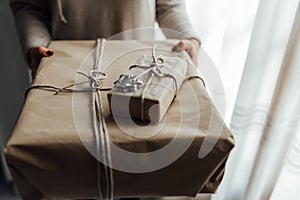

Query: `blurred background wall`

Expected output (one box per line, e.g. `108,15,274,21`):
0,0,29,187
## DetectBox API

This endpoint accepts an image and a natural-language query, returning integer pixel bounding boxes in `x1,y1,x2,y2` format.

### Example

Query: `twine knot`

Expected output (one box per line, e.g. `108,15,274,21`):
77,70,107,89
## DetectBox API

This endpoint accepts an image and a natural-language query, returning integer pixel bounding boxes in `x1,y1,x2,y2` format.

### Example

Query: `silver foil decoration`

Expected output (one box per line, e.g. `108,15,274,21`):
114,74,144,93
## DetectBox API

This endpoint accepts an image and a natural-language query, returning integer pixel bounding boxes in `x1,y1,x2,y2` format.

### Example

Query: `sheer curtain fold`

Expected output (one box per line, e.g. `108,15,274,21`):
244,2,300,199
186,0,300,199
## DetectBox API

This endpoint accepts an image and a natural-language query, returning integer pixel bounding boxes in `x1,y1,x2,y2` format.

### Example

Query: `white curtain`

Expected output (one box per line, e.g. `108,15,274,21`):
184,0,300,199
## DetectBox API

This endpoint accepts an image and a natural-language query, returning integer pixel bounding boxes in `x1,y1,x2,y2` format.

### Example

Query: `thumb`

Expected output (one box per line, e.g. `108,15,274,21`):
37,46,54,57
30,46,54,57
172,40,190,52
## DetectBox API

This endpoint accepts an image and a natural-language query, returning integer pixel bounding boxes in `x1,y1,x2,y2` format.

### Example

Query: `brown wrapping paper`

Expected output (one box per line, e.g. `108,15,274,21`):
108,51,187,122
4,40,235,200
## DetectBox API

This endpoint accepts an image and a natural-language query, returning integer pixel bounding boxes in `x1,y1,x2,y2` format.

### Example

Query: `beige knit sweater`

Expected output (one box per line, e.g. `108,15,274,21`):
10,0,196,58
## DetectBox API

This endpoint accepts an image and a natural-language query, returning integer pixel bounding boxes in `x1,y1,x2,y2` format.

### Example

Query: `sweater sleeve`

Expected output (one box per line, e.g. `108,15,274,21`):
10,0,51,63
156,0,198,40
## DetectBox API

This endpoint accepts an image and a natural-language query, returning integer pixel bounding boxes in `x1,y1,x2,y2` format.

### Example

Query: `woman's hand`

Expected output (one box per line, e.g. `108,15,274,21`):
28,46,54,78
172,38,200,66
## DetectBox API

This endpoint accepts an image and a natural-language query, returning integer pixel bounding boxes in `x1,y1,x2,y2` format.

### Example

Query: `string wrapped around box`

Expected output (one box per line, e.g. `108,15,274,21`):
26,38,114,200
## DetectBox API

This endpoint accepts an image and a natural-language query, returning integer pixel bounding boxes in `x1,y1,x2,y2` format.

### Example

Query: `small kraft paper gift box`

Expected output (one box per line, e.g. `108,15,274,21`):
4,40,235,200
108,45,187,123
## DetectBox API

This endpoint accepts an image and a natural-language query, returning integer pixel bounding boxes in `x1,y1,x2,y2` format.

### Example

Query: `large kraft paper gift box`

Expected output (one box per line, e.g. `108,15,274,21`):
4,40,234,200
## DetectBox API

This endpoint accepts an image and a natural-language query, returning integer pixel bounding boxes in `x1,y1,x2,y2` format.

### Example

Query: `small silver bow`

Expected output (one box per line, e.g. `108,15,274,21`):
114,74,144,93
